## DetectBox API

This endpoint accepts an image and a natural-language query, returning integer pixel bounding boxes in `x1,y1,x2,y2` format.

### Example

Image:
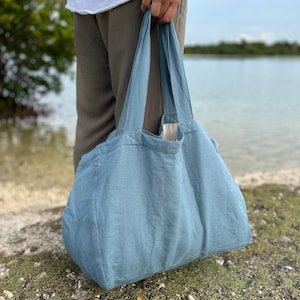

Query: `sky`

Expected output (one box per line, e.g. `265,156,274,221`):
185,0,300,45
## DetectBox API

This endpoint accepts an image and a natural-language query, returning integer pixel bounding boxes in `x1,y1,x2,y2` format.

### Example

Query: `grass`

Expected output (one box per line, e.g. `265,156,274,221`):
0,184,299,299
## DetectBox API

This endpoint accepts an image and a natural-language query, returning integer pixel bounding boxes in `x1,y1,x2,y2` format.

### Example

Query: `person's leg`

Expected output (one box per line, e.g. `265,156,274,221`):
73,13,116,169
73,0,145,169
96,1,164,134
98,0,187,133
73,0,187,169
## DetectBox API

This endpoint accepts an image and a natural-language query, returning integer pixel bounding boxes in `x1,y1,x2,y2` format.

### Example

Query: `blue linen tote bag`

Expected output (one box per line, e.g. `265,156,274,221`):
62,8,252,290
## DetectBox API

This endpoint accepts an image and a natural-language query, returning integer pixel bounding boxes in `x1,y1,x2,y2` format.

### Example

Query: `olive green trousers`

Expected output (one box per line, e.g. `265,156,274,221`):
73,0,187,169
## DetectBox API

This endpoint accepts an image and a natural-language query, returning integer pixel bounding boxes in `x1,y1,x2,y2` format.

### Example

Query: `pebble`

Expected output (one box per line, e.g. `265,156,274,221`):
3,290,14,299
0,265,9,280
37,271,47,279
158,283,165,289
285,266,295,271
216,258,225,266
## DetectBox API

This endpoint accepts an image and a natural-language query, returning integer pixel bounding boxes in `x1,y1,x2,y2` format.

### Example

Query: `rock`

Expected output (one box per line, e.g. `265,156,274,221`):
158,283,165,289
285,266,295,271
3,290,14,299
0,265,9,279
216,258,225,266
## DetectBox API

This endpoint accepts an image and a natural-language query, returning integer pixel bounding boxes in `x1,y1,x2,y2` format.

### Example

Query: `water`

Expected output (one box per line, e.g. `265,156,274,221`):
185,56,300,175
1,57,300,177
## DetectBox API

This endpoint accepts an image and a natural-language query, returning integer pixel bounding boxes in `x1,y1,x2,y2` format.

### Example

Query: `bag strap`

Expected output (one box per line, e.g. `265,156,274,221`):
159,23,194,123
117,7,193,133
117,8,151,133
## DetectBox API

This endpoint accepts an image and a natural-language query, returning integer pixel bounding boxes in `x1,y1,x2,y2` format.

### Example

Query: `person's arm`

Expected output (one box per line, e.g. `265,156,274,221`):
140,0,180,24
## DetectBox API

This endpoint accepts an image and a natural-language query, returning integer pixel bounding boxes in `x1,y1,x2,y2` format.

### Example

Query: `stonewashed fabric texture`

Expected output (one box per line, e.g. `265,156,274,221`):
62,8,252,290
66,0,131,14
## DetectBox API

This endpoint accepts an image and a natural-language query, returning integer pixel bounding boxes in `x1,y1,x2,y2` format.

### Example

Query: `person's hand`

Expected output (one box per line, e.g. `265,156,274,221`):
141,0,180,24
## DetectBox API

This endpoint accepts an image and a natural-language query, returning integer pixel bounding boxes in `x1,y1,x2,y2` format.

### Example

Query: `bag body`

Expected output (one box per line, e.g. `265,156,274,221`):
62,8,251,290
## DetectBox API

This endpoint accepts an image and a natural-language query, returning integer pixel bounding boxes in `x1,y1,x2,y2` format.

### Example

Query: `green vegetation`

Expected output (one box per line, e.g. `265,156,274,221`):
0,0,74,118
1,184,299,299
184,40,300,56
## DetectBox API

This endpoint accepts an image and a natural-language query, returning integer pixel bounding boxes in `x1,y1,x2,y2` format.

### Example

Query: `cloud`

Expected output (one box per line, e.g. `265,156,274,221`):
237,32,275,44
185,0,300,44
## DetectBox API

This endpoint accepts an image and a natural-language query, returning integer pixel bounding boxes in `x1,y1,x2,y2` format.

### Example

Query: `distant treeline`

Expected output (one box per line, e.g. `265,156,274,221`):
184,41,300,56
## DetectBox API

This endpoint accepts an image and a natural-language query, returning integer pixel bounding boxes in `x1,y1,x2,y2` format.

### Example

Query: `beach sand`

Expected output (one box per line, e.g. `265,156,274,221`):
1,168,299,214
0,166,299,287
236,168,300,189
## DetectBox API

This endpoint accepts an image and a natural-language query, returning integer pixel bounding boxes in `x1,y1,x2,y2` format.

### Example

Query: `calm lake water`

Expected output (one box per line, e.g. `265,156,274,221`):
1,57,300,177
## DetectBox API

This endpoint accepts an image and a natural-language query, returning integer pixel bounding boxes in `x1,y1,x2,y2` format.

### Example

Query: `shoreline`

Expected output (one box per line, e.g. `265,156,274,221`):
0,168,299,215
235,168,300,189
0,167,299,259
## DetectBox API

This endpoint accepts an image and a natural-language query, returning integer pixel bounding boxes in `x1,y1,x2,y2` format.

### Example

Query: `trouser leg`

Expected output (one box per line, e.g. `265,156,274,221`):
174,0,187,52
73,0,187,169
73,13,116,169
95,1,162,133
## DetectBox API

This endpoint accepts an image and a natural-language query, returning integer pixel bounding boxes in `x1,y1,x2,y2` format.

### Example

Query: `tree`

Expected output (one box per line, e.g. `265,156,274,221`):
0,0,75,118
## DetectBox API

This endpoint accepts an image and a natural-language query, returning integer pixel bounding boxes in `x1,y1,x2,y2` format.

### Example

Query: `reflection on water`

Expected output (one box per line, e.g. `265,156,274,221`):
0,120,69,153
0,120,74,189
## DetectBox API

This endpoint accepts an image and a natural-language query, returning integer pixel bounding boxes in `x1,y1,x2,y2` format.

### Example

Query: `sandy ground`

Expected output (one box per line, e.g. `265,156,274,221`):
1,172,299,300
235,168,300,189
0,168,299,215
0,168,299,258
0,181,69,214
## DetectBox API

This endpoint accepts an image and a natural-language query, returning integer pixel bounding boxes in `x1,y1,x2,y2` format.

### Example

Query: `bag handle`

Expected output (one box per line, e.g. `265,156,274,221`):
159,22,194,123
117,8,151,133
117,7,193,133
